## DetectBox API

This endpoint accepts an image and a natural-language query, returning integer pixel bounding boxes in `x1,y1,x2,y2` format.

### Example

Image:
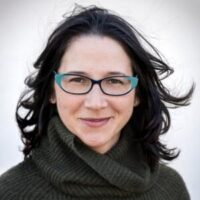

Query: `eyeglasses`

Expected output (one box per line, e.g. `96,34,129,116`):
54,71,138,96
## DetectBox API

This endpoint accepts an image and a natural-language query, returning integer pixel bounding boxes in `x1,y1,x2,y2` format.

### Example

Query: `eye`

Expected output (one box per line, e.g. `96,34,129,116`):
69,77,85,83
65,76,89,84
106,77,124,85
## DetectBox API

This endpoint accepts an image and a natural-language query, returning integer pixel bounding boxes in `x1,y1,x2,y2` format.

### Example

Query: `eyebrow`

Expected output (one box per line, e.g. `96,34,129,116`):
65,71,128,76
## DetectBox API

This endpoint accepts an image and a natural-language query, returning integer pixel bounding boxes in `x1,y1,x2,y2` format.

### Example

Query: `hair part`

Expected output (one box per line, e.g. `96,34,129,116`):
16,5,195,170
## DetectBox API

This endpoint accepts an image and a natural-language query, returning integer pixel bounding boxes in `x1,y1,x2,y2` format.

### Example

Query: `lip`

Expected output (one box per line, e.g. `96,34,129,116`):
80,117,111,127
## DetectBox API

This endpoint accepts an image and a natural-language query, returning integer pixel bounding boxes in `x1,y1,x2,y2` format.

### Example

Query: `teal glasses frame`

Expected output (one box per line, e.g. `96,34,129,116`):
53,71,138,96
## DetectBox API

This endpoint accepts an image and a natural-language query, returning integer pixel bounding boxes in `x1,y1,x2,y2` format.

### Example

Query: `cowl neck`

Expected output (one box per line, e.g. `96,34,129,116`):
32,116,159,198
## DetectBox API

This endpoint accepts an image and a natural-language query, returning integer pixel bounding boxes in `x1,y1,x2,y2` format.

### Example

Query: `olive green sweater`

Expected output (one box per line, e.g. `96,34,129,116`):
0,116,190,199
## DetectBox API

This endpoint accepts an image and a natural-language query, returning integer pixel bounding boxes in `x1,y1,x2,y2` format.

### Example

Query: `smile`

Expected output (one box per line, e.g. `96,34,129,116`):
80,117,111,127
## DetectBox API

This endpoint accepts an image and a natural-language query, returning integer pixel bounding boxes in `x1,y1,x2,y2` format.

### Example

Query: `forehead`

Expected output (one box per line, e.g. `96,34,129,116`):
59,35,133,76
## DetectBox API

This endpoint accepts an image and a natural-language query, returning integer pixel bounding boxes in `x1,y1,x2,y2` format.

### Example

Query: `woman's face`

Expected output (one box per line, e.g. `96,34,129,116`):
52,35,138,154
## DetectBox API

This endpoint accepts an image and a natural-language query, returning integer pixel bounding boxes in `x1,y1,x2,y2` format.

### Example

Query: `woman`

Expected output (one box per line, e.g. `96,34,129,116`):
0,5,194,200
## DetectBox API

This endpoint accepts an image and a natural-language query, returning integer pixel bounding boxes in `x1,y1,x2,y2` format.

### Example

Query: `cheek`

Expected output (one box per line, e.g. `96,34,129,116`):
119,92,135,109
115,92,135,120
55,89,83,118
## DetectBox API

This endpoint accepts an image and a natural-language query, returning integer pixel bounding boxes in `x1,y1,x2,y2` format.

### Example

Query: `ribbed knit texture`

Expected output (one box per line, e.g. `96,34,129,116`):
0,116,190,199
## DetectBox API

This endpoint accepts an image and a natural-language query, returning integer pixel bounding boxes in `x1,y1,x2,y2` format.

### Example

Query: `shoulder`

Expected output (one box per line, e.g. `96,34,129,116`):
155,164,190,199
0,158,49,200
158,164,187,186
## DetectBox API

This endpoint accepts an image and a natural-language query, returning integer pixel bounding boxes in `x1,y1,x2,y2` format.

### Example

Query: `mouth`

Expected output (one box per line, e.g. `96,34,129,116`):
80,117,111,127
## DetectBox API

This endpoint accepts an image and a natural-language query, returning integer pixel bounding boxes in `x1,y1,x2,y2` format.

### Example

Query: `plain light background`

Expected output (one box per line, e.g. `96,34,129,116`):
0,0,199,199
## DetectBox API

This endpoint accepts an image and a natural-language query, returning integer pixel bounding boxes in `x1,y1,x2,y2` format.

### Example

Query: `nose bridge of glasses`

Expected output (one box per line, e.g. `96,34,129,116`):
89,78,105,93
84,78,108,108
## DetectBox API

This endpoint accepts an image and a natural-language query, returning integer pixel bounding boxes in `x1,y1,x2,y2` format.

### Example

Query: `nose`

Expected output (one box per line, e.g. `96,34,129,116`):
84,84,108,110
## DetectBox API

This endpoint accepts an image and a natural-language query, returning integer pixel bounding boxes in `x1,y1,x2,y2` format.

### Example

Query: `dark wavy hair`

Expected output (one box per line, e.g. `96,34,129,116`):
16,5,194,169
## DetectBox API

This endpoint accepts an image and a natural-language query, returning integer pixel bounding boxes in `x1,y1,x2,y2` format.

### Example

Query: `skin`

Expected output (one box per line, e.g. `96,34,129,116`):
52,35,139,154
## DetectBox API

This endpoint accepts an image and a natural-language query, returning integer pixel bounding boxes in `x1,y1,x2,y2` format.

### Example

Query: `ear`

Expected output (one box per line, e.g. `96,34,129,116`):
134,96,140,107
49,93,56,104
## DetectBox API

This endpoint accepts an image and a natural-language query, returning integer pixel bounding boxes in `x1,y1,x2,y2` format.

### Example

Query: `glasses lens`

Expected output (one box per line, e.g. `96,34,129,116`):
61,75,91,94
101,76,133,95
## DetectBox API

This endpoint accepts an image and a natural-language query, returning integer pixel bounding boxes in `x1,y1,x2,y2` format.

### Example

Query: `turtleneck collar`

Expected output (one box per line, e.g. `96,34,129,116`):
32,116,159,198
